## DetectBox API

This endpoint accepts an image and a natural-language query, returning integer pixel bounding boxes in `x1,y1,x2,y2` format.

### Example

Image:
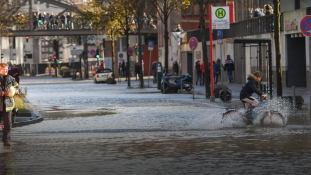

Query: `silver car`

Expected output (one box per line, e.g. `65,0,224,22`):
94,68,113,83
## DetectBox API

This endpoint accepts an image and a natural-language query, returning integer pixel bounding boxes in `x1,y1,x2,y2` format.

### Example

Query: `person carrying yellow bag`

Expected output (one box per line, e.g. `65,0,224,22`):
0,63,18,147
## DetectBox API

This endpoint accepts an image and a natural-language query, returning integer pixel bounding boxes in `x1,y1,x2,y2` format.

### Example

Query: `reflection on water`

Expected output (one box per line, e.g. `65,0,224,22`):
1,126,311,174
0,152,17,175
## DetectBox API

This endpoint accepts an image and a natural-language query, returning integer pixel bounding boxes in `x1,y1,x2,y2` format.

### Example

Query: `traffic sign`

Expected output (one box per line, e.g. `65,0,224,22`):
189,37,198,51
212,6,230,29
300,15,311,37
90,49,96,56
70,46,83,55
148,41,154,50
95,40,101,46
119,53,124,58
217,30,223,44
128,47,133,56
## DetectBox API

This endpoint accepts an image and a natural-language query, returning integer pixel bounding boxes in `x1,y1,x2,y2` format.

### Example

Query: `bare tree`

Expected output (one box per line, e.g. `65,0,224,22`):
197,0,210,98
128,0,148,88
151,0,190,70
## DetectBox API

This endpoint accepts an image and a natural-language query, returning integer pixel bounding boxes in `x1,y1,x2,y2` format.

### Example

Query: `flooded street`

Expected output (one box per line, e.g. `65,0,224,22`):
1,77,311,174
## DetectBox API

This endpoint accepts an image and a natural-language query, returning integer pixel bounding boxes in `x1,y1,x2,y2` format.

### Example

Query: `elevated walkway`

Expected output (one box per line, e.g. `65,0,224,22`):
9,0,158,36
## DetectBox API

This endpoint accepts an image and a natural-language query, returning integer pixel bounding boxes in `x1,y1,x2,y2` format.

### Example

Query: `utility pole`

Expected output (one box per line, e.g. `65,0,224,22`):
53,40,59,77
83,35,89,79
273,0,282,96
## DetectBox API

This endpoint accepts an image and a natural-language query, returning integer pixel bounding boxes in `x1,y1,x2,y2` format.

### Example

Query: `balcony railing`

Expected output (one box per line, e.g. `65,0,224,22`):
186,14,283,42
224,15,280,38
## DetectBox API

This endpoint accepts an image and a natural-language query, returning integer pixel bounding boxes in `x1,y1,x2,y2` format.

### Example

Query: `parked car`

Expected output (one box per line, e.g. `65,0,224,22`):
94,68,113,83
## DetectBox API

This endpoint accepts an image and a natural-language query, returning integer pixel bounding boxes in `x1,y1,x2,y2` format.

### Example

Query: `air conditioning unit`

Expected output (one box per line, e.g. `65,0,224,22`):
307,7,311,15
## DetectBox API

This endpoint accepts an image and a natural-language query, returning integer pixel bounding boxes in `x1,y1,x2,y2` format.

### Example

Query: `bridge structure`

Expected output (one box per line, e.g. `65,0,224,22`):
3,0,157,79
10,0,157,37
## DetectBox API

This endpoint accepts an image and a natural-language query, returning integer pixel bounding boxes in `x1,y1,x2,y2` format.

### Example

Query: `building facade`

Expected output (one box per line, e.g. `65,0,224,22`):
157,0,311,89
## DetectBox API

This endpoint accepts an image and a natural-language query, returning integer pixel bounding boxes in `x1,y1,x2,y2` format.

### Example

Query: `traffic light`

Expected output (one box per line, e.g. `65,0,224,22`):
1,53,3,59
53,55,60,63
95,48,100,59
48,56,52,61
26,36,29,42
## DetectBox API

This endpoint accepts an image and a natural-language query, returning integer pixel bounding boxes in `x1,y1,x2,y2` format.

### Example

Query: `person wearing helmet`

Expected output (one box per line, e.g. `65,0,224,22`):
240,71,266,109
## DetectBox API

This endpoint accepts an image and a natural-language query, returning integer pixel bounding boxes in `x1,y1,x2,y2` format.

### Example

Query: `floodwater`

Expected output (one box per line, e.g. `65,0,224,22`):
0,77,311,175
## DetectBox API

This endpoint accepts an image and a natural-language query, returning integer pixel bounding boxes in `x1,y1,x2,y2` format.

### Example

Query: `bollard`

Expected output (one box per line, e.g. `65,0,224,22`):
180,78,182,93
292,86,296,112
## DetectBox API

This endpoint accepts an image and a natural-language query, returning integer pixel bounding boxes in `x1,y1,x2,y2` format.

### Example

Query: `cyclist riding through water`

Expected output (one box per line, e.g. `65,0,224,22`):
240,71,266,124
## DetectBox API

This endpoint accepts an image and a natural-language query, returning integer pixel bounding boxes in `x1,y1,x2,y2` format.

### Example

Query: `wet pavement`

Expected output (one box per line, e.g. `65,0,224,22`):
1,76,311,175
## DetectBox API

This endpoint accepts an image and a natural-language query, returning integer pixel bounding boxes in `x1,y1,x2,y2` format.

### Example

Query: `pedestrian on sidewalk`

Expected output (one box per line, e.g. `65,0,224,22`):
122,60,125,77
200,60,205,85
9,64,21,84
118,62,122,77
214,59,221,84
125,62,129,81
135,62,140,80
152,61,157,83
0,63,19,147
224,55,235,83
173,61,179,75
195,60,201,85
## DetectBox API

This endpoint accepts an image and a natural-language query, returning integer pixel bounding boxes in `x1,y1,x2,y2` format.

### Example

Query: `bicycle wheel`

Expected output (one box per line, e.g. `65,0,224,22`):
260,111,286,127
222,109,247,127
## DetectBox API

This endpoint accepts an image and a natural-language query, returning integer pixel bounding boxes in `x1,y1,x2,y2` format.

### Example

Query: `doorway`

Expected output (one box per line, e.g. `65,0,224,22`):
286,35,306,87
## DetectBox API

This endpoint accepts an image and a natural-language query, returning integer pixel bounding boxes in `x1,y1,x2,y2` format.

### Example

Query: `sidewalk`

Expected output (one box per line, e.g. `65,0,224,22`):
117,76,310,107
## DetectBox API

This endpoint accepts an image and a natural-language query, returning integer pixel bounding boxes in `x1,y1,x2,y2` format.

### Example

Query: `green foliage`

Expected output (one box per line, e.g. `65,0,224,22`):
14,87,29,113
0,0,28,36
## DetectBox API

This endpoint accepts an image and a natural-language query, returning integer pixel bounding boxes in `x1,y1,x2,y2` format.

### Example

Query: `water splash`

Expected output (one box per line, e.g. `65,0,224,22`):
221,98,290,128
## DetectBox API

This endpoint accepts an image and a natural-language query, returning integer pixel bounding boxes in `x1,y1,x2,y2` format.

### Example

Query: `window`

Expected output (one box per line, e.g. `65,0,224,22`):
186,6,192,16
194,4,200,16
97,69,111,73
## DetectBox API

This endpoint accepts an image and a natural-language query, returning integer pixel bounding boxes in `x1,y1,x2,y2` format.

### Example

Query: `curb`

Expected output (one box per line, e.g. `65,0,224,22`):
12,97,44,128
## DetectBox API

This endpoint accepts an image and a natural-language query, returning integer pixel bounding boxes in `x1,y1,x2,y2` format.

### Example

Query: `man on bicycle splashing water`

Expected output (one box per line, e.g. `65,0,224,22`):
240,71,266,125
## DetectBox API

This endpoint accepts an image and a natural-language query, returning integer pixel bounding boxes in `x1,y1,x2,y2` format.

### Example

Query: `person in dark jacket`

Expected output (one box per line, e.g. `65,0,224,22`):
152,61,157,83
0,63,18,147
195,60,201,85
134,62,140,80
214,59,221,84
121,60,125,77
172,61,179,75
224,55,235,83
8,64,21,84
240,71,266,109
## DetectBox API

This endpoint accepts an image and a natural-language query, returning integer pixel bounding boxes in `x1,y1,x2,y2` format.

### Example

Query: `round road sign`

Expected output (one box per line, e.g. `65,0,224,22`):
90,49,96,56
300,15,311,37
189,37,198,51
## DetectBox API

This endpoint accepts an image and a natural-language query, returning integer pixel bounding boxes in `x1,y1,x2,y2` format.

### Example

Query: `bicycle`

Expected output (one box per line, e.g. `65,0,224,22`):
222,97,286,127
